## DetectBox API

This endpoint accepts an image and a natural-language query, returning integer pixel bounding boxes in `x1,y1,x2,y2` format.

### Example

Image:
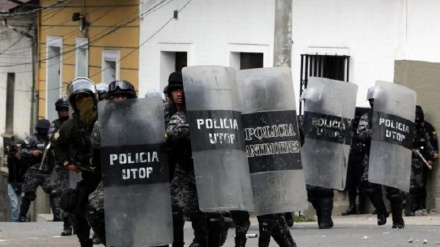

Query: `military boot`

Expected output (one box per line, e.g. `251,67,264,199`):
272,216,297,247
257,216,276,247
318,198,334,229
284,212,294,227
189,214,208,247
172,209,185,247
234,219,250,247
404,193,415,216
50,195,62,221
391,201,405,229
368,193,388,225
341,189,357,215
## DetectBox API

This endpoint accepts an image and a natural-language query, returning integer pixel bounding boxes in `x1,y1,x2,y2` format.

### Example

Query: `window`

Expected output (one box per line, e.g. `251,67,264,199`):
299,54,350,112
5,73,15,133
46,36,63,121
76,38,88,77
102,50,120,83
160,51,188,91
240,52,264,69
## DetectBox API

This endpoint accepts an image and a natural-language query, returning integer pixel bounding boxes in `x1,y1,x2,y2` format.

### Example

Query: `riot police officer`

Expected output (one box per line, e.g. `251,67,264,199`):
342,108,368,215
54,77,101,247
86,79,138,247
405,105,438,216
48,95,73,235
166,72,228,247
19,119,61,222
358,87,404,229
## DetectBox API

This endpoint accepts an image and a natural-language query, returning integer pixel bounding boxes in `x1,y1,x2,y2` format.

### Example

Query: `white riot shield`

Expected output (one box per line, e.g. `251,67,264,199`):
369,81,416,192
182,66,254,212
237,67,308,215
99,98,172,246
301,77,358,190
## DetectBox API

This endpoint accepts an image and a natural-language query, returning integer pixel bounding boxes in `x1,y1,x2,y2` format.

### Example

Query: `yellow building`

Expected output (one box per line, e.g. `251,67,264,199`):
37,0,139,121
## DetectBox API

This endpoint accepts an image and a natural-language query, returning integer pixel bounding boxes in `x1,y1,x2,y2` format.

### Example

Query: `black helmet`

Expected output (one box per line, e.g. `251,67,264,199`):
107,80,137,99
35,119,50,129
166,72,183,97
416,105,425,124
96,82,109,100
55,94,69,111
66,77,98,111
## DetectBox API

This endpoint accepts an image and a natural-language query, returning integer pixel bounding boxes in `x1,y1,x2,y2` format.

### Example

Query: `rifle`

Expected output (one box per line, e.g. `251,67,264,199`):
415,149,432,170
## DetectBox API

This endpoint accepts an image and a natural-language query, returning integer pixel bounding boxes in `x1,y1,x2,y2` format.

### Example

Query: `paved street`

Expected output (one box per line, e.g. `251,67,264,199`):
0,214,439,246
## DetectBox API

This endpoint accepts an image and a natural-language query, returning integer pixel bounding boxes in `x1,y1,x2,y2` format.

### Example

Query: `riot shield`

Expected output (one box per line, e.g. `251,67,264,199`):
182,66,254,212
368,81,416,192
99,98,172,247
301,77,358,190
237,67,308,215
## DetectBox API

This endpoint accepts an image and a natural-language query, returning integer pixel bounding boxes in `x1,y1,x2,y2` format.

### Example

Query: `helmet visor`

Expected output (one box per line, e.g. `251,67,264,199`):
67,78,97,97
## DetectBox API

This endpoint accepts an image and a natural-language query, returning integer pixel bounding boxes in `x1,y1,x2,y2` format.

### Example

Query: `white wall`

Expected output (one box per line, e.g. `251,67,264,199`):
292,0,403,107
406,0,440,63
139,0,275,95
140,0,440,107
0,27,34,144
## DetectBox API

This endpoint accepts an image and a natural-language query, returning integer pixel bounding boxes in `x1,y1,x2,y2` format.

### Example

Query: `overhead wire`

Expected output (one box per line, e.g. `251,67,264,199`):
0,0,191,94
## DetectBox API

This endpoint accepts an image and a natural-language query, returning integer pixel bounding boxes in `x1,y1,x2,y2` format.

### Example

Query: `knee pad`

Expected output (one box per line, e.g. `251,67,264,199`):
362,183,381,196
386,188,403,202
208,214,229,247
50,188,61,197
24,192,36,202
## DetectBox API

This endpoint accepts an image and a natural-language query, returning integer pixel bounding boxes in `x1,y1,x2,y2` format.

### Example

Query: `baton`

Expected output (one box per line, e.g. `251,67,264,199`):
39,143,51,170
415,149,432,170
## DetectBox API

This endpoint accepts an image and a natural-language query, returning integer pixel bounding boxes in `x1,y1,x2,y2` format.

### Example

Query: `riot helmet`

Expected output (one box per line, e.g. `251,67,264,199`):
66,77,98,112
415,105,425,125
55,94,69,111
35,119,50,137
96,82,109,101
107,80,137,99
145,89,166,101
55,94,69,121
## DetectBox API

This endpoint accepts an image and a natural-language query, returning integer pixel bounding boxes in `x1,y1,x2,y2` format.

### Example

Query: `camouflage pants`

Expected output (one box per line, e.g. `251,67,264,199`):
88,181,104,210
23,169,57,193
55,166,70,191
170,165,200,217
410,157,425,192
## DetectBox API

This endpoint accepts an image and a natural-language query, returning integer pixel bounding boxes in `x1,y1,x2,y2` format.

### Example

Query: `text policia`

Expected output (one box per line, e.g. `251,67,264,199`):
109,151,159,180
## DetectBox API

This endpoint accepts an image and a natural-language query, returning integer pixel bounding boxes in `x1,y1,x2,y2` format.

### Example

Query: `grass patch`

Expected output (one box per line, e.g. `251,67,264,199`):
294,215,316,222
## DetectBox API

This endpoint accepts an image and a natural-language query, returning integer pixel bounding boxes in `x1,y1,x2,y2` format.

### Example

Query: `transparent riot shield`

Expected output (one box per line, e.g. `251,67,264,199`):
99,98,172,247
368,81,416,192
182,66,254,212
237,67,308,215
301,77,358,190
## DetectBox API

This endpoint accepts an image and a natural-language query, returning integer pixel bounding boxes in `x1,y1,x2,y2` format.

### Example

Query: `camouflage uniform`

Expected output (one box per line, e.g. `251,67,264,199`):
48,118,72,232
167,111,228,247
19,134,60,221
405,121,437,215
55,116,101,247
357,111,404,228
85,121,106,245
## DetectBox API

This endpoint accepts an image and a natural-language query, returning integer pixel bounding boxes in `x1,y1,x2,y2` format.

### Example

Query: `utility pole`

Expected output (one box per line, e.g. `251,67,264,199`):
273,0,292,68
